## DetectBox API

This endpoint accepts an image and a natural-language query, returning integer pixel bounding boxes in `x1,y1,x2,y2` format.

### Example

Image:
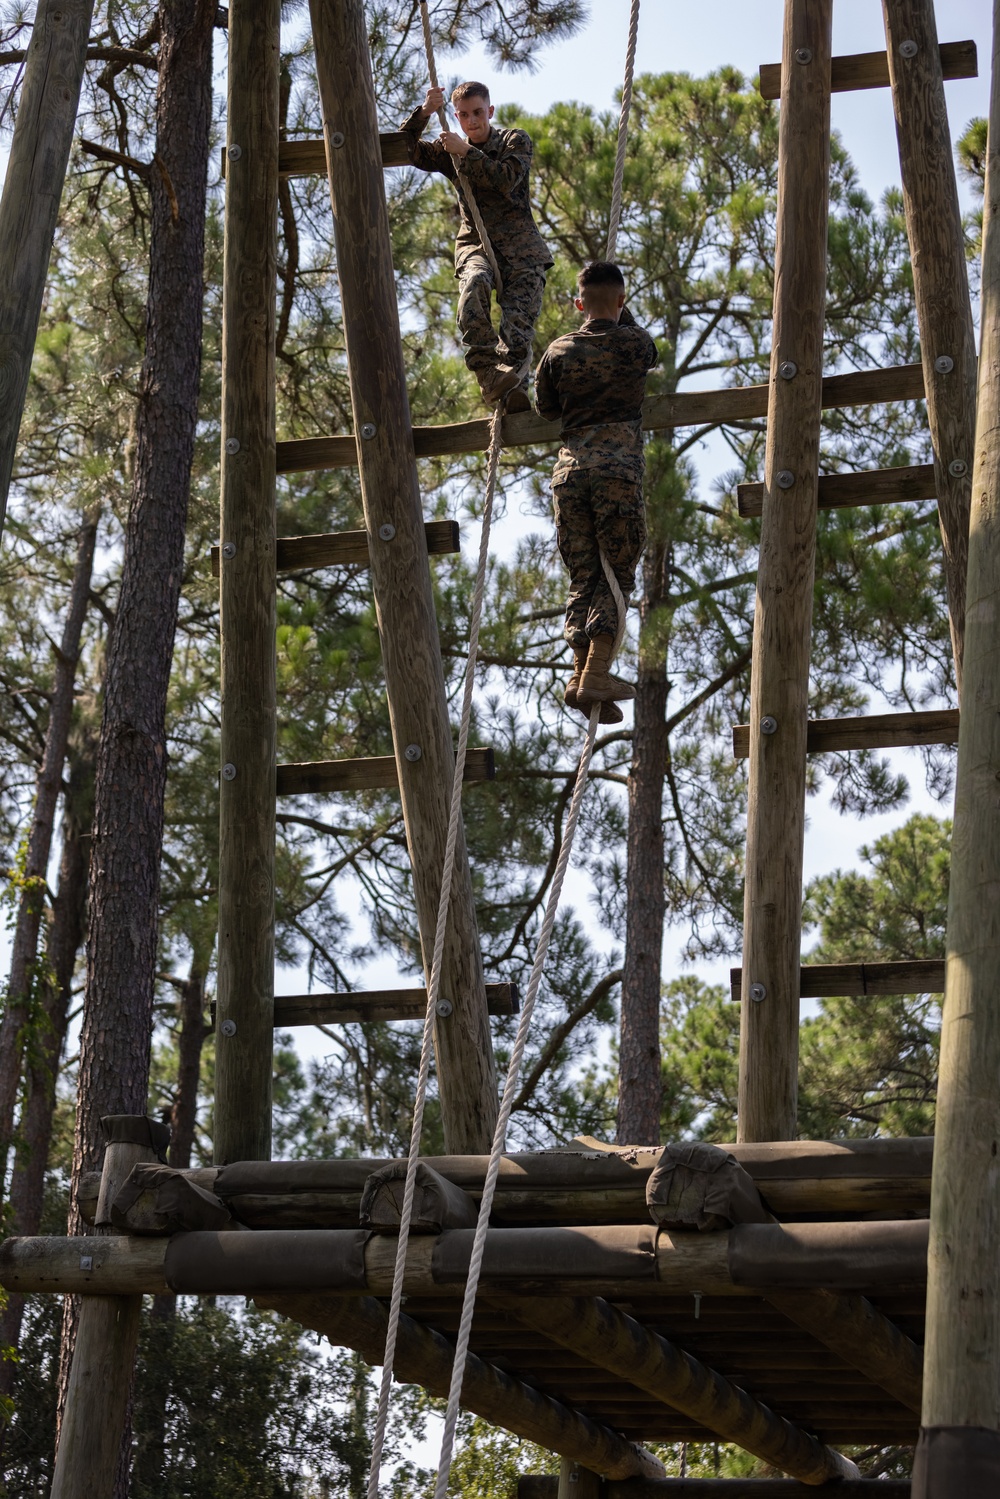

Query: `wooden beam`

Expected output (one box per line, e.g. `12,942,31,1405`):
222,132,415,179
916,8,1000,1489
759,38,977,99
0,0,95,537
520,1481,912,1497
558,1461,600,1499
269,981,519,1026
258,1290,666,1481
310,0,496,1153
730,958,944,1002
503,1293,859,1484
210,518,460,575
731,707,959,758
737,462,936,518
275,363,926,476
739,0,833,1144
276,745,494,795
214,0,280,1166
765,1287,922,1413
883,0,978,691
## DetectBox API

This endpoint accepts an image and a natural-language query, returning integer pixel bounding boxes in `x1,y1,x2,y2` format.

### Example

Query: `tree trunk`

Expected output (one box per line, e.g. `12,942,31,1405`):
0,743,93,1412
617,535,669,1145
0,511,96,1181
58,0,215,1485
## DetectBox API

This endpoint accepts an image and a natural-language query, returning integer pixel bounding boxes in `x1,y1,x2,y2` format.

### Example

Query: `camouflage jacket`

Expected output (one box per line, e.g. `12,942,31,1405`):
534,306,658,481
400,107,552,274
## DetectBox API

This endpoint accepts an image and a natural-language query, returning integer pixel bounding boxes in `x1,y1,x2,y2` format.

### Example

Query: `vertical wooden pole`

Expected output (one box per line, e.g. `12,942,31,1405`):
738,0,832,1144
214,0,280,1165
914,7,1000,1493
52,1117,166,1499
0,0,94,537
882,0,977,693
558,1459,602,1498
309,0,497,1153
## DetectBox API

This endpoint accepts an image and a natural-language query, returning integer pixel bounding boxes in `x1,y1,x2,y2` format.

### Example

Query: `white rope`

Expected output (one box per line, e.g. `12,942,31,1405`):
420,0,504,295
364,405,504,1499
605,0,640,263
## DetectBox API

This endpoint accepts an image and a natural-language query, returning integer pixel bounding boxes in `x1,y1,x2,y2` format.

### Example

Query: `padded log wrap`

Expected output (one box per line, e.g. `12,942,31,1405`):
112,1164,238,1235
101,1114,170,1161
164,1229,369,1293
360,1161,479,1233
729,1219,928,1289
647,1142,776,1229
913,1427,1000,1498
432,1225,658,1283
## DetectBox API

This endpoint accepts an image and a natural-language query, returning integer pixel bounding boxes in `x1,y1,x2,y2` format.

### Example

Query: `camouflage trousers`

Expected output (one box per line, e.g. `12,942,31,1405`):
552,469,646,648
457,254,546,380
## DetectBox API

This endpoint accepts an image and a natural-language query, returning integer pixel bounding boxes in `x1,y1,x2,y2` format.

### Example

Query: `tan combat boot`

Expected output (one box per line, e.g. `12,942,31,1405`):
565,646,623,724
578,634,636,704
478,367,520,408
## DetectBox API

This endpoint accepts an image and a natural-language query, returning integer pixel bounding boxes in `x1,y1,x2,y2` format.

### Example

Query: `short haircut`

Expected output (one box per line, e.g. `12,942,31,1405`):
452,81,490,106
578,261,626,293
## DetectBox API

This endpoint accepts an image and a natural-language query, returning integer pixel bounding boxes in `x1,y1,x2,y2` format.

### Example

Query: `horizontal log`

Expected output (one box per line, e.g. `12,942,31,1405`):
737,462,936,518
732,708,959,759
210,518,460,575
519,1482,911,1497
276,745,495,795
0,1220,929,1298
765,1287,922,1413
758,38,976,99
221,131,415,179
269,981,519,1027
730,959,945,1002
262,1291,665,1481
275,364,926,475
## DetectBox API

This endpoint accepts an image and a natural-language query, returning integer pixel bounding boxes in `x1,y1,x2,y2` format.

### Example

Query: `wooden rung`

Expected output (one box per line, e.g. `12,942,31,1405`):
222,132,414,179
732,708,959,759
210,519,459,576
276,363,926,476
737,463,935,519
268,982,520,1027
276,745,495,795
730,959,945,1002
758,39,977,100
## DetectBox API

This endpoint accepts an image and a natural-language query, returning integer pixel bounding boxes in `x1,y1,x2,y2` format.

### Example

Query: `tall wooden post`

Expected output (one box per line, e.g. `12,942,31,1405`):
914,7,1000,1492
558,1460,602,1498
309,0,497,1153
882,0,977,692
214,0,280,1164
0,0,95,536
738,0,832,1144
51,1117,167,1499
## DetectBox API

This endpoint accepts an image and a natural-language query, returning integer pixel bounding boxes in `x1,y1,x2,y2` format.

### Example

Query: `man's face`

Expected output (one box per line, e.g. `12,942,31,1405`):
454,95,494,144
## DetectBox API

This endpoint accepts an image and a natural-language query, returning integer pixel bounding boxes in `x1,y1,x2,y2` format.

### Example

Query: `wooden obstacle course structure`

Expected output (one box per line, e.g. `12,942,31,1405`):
3,0,999,1492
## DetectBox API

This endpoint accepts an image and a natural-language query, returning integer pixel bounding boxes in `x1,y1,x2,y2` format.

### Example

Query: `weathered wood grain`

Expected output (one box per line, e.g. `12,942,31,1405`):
739,0,833,1144
737,462,936,517
270,981,518,1026
766,1287,922,1413
919,2,1000,1466
0,0,95,535
731,959,945,1001
759,38,977,99
310,0,497,1151
210,518,459,575
732,707,959,758
275,363,927,475
214,0,281,1165
883,1,978,691
275,745,494,795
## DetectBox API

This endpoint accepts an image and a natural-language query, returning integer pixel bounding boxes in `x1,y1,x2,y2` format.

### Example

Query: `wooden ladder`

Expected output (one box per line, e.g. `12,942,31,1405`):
213,0,501,1163
736,0,977,1141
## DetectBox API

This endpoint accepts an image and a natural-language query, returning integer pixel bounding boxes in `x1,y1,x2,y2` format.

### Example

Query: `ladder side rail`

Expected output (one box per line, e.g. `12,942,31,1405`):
738,0,833,1143
309,0,497,1153
215,0,281,1165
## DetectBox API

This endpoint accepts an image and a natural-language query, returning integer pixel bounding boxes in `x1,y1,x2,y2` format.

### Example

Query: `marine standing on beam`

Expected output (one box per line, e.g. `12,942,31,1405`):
400,81,552,412
534,261,658,724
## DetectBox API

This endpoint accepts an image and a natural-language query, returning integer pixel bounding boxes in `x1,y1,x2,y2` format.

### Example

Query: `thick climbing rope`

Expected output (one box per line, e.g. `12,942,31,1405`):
367,6,639,1492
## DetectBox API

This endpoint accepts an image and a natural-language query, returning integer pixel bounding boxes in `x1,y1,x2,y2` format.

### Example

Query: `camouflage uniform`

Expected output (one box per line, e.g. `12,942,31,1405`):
400,106,552,382
534,307,658,646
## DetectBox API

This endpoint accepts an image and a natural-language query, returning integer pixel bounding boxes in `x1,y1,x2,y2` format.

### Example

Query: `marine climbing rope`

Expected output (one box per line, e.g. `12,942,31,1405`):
366,4,641,1492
